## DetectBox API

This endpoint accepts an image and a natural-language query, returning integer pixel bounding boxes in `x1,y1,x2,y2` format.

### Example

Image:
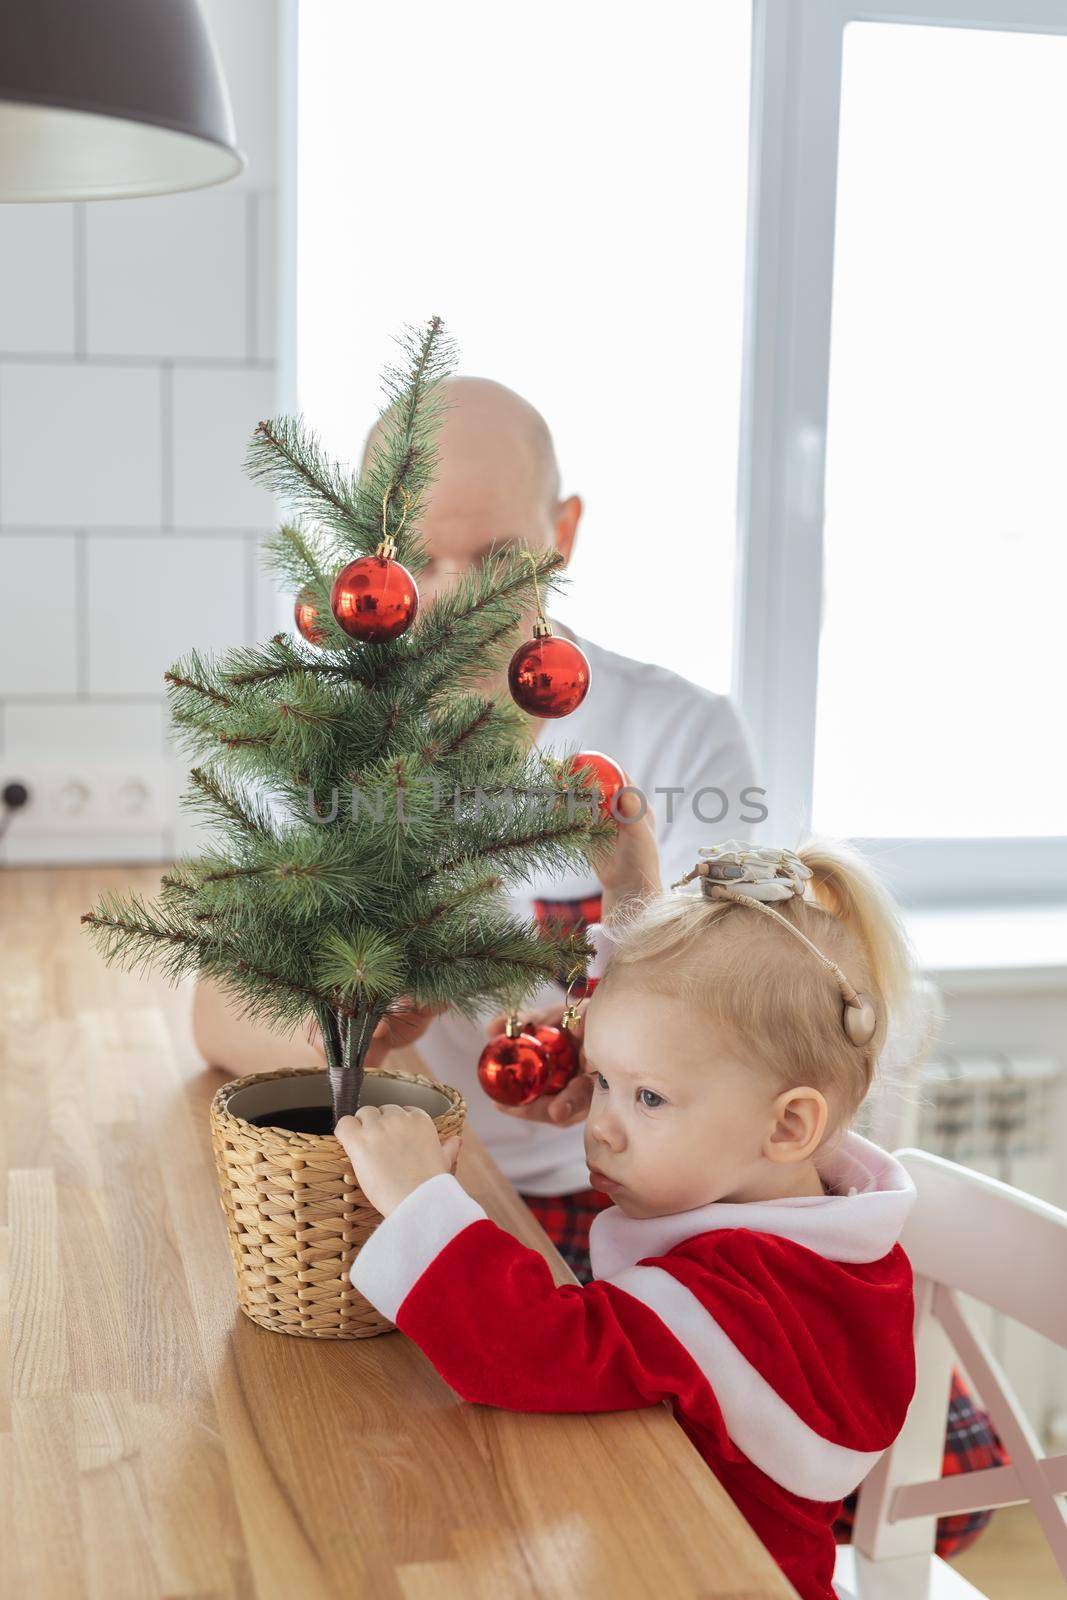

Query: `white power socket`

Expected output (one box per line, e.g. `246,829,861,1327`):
3,762,175,835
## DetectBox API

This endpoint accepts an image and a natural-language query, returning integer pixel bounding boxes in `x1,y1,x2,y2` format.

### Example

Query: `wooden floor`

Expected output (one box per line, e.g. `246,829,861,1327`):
954,1504,1066,1597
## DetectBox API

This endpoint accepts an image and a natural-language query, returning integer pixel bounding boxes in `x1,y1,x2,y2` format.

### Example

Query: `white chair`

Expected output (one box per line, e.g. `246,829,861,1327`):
833,1148,1067,1599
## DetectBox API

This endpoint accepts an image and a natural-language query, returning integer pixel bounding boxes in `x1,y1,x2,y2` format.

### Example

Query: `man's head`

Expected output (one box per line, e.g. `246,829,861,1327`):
360,375,582,610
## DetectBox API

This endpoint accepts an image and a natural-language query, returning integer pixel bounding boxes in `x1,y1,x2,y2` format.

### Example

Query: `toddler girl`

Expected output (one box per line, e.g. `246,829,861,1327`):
336,837,919,1600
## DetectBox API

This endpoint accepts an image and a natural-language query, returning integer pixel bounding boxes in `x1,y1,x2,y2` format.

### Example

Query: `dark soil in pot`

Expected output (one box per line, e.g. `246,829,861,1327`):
247,1104,336,1135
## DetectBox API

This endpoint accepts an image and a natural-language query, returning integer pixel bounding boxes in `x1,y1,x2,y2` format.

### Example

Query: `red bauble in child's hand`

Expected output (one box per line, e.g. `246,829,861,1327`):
566,750,626,819
477,1030,549,1106
521,1022,580,1094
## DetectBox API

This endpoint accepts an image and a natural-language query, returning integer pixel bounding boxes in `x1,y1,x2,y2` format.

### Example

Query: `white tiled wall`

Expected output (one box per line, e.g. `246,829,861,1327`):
0,0,287,865
85,536,251,695
1,364,165,525
84,192,250,359
0,206,77,352
171,367,279,527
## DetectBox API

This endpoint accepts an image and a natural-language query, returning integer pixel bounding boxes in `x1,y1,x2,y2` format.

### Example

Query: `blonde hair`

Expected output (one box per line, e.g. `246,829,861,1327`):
598,835,918,1126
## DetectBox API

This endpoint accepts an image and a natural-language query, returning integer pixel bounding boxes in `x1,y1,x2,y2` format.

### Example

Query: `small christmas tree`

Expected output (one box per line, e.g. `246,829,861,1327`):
82,317,614,1123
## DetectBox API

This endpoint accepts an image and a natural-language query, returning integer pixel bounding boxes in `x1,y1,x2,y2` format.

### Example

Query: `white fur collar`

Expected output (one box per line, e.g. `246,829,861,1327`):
588,1131,916,1280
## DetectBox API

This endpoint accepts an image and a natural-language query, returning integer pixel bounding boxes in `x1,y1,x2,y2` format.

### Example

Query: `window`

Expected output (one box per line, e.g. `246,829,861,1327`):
735,0,1067,903
297,0,1066,905
297,0,751,696
815,21,1067,842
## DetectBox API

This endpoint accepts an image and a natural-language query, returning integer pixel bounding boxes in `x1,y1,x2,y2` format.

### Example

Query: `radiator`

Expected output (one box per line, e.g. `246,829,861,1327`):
912,1053,1067,1444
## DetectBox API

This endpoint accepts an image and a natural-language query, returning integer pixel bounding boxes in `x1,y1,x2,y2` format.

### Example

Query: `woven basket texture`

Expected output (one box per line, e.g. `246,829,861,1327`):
210,1064,467,1339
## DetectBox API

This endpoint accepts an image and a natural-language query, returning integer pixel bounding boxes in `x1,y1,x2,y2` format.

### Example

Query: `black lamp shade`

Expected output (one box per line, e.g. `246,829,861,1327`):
0,0,244,201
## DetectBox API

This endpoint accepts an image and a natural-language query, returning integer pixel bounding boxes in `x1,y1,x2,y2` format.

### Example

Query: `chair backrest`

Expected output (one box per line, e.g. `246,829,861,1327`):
851,1147,1067,1572
897,1147,1067,1344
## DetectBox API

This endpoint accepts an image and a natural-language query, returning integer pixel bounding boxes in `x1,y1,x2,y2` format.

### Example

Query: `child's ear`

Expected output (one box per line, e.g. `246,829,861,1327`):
764,1086,828,1164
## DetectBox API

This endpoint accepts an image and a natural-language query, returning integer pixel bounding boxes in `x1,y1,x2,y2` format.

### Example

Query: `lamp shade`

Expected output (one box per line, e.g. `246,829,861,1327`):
0,0,244,201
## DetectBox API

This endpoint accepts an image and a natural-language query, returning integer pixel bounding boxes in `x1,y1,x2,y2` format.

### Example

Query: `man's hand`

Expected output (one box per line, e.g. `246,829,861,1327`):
483,999,594,1127
306,998,447,1070
597,776,662,919
335,1105,462,1217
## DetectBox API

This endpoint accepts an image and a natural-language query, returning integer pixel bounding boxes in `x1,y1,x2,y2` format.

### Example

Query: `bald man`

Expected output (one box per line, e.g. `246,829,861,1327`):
193,375,762,1266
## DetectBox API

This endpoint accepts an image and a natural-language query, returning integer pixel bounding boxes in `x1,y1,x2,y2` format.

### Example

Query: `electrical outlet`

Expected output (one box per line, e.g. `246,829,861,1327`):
1,763,174,836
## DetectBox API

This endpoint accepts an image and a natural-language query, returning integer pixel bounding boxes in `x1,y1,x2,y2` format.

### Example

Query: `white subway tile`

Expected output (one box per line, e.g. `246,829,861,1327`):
171,794,228,858
0,535,79,693
0,364,162,526
2,700,165,757
86,534,246,695
254,189,278,360
85,192,247,359
0,205,77,354
253,552,291,642
172,366,277,527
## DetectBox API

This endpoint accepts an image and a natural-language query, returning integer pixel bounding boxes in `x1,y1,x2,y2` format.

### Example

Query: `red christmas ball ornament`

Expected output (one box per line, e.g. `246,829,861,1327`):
294,587,326,645
566,750,626,818
477,1020,549,1106
521,1021,580,1095
331,553,419,643
508,630,591,718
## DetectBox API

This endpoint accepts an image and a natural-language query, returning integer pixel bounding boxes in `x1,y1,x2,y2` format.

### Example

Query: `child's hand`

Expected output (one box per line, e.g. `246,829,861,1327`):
597,778,662,919
335,1106,462,1217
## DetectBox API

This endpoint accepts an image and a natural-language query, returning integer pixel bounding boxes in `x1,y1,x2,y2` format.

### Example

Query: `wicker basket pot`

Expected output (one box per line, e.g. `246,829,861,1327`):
210,1064,467,1339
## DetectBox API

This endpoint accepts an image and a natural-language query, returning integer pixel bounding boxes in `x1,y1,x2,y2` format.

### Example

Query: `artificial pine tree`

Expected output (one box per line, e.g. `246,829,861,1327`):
81,317,615,1127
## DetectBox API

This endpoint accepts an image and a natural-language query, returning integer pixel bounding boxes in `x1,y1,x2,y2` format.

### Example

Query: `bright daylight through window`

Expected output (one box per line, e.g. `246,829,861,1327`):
297,0,752,698
814,22,1067,839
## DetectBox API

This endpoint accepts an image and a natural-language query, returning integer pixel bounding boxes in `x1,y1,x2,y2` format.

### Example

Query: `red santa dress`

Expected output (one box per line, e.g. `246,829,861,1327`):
349,1131,917,1600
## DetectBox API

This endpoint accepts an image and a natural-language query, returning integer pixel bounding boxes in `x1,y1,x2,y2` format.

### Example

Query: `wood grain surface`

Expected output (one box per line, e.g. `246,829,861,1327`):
1,864,796,1600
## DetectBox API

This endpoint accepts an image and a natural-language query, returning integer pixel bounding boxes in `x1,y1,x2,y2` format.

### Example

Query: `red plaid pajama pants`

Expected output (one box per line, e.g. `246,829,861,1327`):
519,1185,1009,1559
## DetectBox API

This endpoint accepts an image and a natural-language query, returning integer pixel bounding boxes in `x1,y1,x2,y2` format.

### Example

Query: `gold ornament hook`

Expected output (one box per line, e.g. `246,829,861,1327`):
521,549,552,638
377,483,422,561
560,963,587,1032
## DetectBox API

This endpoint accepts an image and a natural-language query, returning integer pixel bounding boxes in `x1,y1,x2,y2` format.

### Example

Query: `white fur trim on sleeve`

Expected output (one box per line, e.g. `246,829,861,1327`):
608,1264,883,1501
348,1171,489,1323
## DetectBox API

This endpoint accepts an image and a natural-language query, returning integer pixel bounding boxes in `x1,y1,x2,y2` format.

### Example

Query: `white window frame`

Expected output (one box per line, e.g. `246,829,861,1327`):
734,0,1067,906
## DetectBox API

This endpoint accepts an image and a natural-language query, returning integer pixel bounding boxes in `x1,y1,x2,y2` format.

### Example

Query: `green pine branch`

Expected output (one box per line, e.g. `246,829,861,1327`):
184,766,276,839
246,418,365,544
83,316,611,1126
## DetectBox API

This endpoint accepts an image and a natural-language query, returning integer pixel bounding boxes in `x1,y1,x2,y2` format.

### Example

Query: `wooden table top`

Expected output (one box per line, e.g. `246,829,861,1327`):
1,864,796,1600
